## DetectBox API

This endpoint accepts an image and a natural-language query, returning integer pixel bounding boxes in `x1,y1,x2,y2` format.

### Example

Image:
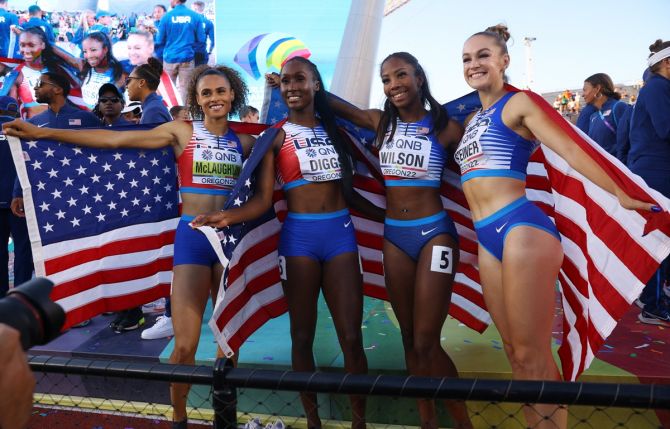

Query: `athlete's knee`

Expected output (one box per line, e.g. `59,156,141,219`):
338,330,364,355
171,341,198,363
508,345,546,376
290,328,315,353
412,333,442,360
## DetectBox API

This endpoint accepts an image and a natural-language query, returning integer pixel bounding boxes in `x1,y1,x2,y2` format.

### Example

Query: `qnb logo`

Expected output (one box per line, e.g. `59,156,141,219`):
306,148,317,158
202,149,214,160
385,139,394,149
171,16,192,24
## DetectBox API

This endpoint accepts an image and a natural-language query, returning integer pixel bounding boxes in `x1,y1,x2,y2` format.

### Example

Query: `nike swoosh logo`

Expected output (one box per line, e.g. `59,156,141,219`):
495,222,508,233
344,220,352,228
38,123,48,127
421,227,437,236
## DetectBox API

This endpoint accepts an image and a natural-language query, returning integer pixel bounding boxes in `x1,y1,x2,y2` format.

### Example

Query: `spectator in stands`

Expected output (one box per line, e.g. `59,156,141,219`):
71,10,95,48
0,96,30,298
156,0,204,102
94,83,132,126
169,104,189,120
631,39,670,326
152,5,166,61
192,1,213,66
239,104,259,123
0,0,19,58
55,31,125,109
581,73,631,157
90,10,116,42
22,5,54,43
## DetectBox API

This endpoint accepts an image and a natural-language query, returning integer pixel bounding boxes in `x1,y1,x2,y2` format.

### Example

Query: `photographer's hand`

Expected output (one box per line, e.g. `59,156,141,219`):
0,324,35,429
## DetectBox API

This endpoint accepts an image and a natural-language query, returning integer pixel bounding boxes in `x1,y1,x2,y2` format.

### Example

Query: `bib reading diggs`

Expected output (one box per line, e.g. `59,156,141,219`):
380,134,432,179
276,122,343,190
192,146,242,187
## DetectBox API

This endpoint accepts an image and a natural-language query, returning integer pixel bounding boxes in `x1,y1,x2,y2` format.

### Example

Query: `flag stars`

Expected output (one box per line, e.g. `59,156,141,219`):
67,197,78,207
457,103,466,112
102,162,112,172
153,194,162,203
47,168,58,178
59,156,70,166
141,187,150,195
161,148,169,156
131,197,140,206
233,197,243,206
107,201,117,210
55,210,66,219
150,158,159,167
120,208,129,217
76,165,87,175
138,151,146,158
87,154,98,163
70,217,81,227
96,213,106,222
73,147,83,155
162,166,171,174
93,193,103,203
63,177,74,187
118,190,128,199
164,184,172,192
143,204,151,213
44,147,55,157
127,160,136,169
36,181,46,191
104,182,114,191
113,152,122,161
78,185,89,194
244,179,251,188
129,179,138,188
50,189,62,199
43,222,53,232
82,205,92,215
90,174,100,183
31,160,42,170
26,140,38,149
39,201,50,211
116,171,125,180
139,168,149,177
166,202,173,210
228,235,237,245
152,176,161,185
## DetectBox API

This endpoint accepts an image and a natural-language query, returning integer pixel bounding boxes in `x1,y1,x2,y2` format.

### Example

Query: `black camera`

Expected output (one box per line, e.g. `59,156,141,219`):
0,278,65,350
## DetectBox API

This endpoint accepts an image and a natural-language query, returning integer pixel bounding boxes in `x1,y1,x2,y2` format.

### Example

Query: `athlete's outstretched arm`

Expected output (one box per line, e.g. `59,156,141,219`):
517,93,658,212
3,119,182,150
327,92,383,131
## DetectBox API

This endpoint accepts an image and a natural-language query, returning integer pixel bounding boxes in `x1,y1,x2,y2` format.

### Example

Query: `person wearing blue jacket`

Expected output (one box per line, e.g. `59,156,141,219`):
126,57,172,124
192,1,214,66
631,39,670,326
156,0,204,102
22,5,55,44
575,103,596,133
0,0,19,58
0,96,31,297
581,73,631,157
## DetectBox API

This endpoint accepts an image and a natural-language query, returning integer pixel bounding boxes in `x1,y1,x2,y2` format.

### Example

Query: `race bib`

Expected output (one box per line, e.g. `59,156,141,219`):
192,146,242,187
454,113,490,173
379,134,431,179
295,145,342,182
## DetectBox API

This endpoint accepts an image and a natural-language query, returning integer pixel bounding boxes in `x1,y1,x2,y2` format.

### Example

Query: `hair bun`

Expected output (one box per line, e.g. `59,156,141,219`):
485,24,511,42
147,57,163,75
649,39,666,53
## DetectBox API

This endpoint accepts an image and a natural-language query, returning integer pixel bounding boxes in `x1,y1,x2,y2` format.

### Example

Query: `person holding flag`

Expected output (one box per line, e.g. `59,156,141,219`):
2,64,255,429
457,24,665,428
326,52,473,428
192,57,374,429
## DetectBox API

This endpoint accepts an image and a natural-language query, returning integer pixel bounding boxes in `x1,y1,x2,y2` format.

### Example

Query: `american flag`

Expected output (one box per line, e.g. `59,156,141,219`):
6,129,180,329
158,71,183,110
211,85,670,381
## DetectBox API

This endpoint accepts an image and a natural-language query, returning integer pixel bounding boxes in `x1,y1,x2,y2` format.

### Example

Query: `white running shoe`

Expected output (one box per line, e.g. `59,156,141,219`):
244,417,262,429
142,298,166,314
264,418,285,429
140,315,173,340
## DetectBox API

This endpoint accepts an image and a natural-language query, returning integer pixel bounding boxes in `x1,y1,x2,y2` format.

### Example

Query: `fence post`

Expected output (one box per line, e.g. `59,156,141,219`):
213,358,237,429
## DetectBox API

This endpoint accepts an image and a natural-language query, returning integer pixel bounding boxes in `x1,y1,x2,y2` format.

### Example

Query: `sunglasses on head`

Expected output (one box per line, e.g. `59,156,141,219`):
125,76,142,86
35,80,57,88
99,97,121,103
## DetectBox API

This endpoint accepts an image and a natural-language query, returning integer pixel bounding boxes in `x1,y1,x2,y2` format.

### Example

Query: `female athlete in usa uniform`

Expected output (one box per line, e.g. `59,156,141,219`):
192,57,374,429
328,52,472,429
4,65,254,429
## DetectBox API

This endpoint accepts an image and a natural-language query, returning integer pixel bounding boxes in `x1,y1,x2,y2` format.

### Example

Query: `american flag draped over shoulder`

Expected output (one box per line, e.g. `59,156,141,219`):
207,88,490,357
508,84,670,380
6,127,179,329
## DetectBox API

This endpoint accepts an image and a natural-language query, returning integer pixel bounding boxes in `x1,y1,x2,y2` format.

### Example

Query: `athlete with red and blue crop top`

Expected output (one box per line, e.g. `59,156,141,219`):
328,52,473,429
3,65,255,429
192,57,382,429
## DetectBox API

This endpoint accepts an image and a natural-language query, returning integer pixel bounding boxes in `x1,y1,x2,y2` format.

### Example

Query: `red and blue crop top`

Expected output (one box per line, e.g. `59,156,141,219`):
454,92,539,183
275,122,342,190
379,115,447,188
176,121,244,196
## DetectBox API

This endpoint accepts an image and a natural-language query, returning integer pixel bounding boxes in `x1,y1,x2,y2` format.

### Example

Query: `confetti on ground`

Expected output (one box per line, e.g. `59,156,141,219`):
364,345,376,350
603,344,614,349
651,349,663,354
630,353,637,358
378,332,386,336
263,356,273,360
463,339,472,343
634,343,650,349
